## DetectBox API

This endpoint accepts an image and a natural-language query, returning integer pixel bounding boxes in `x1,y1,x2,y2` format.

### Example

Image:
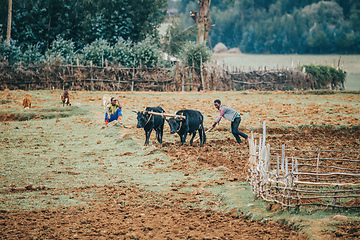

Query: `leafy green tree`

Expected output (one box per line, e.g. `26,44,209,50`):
349,1,360,32
163,20,196,56
306,25,329,53
7,0,82,52
0,0,166,53
176,0,360,54
335,22,356,53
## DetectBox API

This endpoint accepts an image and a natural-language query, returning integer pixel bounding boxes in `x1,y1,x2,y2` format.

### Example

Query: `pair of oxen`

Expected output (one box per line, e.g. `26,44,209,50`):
134,107,206,147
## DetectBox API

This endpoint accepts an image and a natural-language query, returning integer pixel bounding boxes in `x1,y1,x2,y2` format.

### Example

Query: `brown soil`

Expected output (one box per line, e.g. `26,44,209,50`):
1,91,358,239
0,185,308,240
330,221,360,239
162,138,249,182
160,127,359,183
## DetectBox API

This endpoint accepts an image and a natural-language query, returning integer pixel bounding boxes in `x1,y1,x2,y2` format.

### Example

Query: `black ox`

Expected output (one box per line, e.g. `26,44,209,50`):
136,106,165,146
167,109,206,147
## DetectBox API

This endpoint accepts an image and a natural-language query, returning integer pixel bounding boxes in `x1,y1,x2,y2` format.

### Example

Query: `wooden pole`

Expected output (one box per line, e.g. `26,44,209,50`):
316,148,321,182
276,154,279,202
332,185,339,210
265,144,270,172
281,144,285,171
200,56,205,91
182,67,185,92
131,59,135,92
276,154,280,176
6,0,12,44
191,60,195,91
193,127,213,142
132,110,186,119
295,157,298,181
262,121,266,158
90,61,94,91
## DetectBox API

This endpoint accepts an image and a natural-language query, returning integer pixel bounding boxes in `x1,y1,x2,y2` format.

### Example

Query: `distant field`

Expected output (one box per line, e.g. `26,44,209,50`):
213,54,360,90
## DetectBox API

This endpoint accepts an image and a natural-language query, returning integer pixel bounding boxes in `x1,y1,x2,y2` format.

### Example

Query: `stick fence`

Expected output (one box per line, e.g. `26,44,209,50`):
0,61,341,91
248,122,360,209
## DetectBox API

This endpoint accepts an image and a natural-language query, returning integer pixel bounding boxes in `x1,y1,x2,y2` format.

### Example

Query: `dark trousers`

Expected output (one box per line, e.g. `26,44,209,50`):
231,117,248,143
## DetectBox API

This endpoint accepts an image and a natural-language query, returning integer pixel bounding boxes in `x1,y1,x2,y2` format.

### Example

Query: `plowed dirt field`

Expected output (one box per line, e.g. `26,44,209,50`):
1,90,359,239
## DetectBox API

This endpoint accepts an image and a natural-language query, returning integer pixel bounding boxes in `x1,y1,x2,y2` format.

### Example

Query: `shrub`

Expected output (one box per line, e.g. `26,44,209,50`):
133,36,161,67
0,40,21,64
180,42,212,69
80,39,113,66
302,64,346,89
19,44,43,65
112,38,134,67
45,37,77,65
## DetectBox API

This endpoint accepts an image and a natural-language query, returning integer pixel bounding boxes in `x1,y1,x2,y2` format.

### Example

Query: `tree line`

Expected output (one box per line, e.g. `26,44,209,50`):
0,0,167,53
176,0,360,54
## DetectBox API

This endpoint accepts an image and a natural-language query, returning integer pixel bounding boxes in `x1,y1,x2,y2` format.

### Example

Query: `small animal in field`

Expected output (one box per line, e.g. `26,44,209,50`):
167,109,206,147
22,94,32,109
60,90,71,107
135,106,166,146
103,94,111,109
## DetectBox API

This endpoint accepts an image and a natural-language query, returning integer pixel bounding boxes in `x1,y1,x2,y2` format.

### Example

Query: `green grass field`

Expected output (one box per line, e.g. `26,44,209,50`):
213,54,360,90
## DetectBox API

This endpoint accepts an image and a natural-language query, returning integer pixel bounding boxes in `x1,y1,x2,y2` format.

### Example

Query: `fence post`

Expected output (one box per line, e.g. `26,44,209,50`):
191,60,195,91
281,144,285,171
276,154,279,202
332,185,339,210
182,67,185,92
262,121,266,159
316,148,321,182
258,137,262,165
90,61,94,91
131,59,135,92
200,56,205,91
295,157,298,181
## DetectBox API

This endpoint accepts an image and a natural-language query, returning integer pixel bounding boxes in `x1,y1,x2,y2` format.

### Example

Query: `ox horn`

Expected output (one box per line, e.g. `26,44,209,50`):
176,113,184,119
141,107,147,114
132,110,139,113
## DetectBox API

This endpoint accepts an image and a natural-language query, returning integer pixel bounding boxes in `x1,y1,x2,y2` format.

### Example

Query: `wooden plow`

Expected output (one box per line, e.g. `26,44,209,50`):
193,126,213,142
248,121,360,210
132,110,186,119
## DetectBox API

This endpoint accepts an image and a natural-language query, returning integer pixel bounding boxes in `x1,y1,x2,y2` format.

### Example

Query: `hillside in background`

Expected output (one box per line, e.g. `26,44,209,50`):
172,0,360,54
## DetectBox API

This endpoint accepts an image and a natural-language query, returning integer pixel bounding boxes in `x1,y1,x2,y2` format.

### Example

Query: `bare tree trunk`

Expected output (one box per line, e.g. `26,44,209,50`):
6,0,12,44
191,0,211,43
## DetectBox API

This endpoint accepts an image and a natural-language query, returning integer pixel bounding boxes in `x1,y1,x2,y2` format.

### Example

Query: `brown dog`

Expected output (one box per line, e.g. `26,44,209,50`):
60,90,71,106
22,94,31,109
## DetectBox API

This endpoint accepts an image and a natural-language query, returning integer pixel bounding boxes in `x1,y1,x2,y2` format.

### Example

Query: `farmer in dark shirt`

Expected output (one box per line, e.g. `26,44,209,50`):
212,99,248,144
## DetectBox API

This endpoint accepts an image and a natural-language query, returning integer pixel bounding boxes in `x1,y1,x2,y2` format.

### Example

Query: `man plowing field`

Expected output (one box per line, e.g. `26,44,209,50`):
212,99,248,144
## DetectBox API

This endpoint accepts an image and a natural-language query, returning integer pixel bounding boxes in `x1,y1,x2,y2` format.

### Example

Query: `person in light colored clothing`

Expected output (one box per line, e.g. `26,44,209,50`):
105,97,122,124
212,99,248,144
